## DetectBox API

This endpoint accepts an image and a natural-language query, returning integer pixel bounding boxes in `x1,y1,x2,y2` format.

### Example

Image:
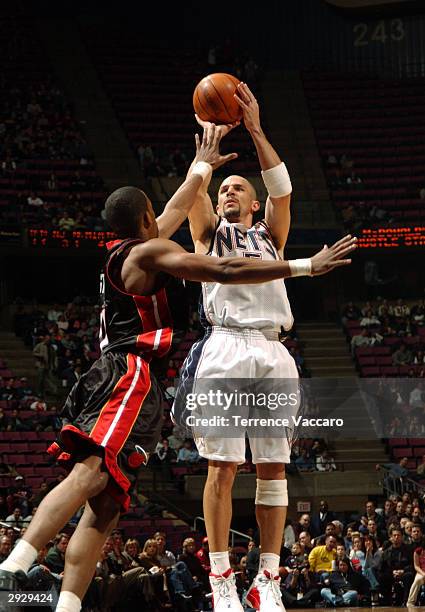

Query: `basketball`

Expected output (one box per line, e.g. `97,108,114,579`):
193,73,243,124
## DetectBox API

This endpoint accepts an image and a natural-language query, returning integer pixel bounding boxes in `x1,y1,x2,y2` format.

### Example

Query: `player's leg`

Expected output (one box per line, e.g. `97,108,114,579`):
203,459,238,554
56,488,120,611
203,452,244,611
245,460,287,611
255,462,286,559
0,456,108,576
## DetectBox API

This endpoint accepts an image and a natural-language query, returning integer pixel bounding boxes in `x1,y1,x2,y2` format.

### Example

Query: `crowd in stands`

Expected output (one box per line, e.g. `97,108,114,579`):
0,14,106,230
2,492,425,608
341,296,425,376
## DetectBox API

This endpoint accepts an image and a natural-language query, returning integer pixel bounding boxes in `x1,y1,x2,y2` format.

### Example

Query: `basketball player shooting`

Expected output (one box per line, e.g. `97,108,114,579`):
175,83,353,612
0,123,354,612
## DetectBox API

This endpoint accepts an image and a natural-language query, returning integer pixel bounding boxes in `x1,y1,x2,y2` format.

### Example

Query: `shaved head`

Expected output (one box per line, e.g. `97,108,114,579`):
219,175,257,200
217,175,260,224
104,186,149,238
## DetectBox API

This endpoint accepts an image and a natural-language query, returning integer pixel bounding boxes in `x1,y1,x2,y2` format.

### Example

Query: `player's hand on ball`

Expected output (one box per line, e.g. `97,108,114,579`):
195,114,240,138
195,124,238,170
311,235,357,276
234,82,261,133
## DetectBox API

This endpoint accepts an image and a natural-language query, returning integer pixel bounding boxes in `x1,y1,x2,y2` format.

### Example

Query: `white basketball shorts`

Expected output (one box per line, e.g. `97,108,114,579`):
174,326,299,464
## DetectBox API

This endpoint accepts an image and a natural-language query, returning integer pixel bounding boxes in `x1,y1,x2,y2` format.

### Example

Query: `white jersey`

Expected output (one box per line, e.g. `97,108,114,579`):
201,218,294,332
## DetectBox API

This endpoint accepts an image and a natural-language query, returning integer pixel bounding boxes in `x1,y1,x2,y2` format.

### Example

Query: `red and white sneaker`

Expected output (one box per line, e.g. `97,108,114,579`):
246,570,285,611
209,568,244,611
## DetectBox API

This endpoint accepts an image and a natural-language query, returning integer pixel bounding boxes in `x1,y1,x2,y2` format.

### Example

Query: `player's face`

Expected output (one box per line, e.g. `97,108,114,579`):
217,176,258,222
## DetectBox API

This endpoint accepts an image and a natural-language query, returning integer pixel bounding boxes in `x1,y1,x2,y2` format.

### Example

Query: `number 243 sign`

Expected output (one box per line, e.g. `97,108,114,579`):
353,19,405,47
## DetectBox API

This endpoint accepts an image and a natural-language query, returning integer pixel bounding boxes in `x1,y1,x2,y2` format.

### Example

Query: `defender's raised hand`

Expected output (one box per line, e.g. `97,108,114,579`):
311,235,357,276
194,124,238,171
195,113,240,139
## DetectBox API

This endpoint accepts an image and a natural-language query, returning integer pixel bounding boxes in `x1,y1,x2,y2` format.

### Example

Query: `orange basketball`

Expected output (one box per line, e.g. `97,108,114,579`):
193,73,243,124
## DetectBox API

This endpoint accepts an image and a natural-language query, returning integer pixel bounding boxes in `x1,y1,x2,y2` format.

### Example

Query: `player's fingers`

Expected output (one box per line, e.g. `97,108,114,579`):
332,259,352,267
237,82,251,103
330,234,353,249
332,240,357,257
194,132,200,154
234,93,248,110
202,126,208,147
207,123,215,147
222,153,238,162
241,82,255,102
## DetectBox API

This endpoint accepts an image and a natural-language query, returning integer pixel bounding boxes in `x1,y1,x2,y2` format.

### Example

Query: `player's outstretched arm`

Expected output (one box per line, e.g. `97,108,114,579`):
187,116,240,254
130,235,357,285
156,125,237,240
235,82,291,251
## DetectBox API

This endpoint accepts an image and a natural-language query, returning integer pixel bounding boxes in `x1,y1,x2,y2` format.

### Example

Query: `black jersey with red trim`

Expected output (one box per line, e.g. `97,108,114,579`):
99,238,184,360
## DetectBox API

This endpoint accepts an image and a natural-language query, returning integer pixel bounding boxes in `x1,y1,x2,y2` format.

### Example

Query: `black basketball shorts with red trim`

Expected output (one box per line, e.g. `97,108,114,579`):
47,352,164,512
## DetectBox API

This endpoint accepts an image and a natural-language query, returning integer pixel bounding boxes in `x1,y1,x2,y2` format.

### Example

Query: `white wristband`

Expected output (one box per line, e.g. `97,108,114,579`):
192,161,212,181
261,162,292,198
288,258,312,277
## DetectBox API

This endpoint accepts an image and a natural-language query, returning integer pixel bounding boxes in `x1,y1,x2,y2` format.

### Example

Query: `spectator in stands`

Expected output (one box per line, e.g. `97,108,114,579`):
294,447,314,472
299,531,313,555
123,538,141,568
320,558,368,607
45,533,69,574
316,450,337,472
378,527,414,605
367,519,385,546
33,334,58,397
178,537,208,590
376,457,409,479
346,171,362,188
360,309,380,328
6,409,31,432
391,299,410,318
294,513,311,539
26,542,62,602
0,455,17,477
349,535,365,571
392,343,412,366
341,301,361,324
409,524,425,549
407,545,425,606
315,523,338,546
154,532,176,569
311,500,336,538
308,535,337,579
27,192,44,208
177,440,199,464
58,211,76,231
363,536,381,594
281,541,320,608
0,537,12,563
416,455,425,480
350,329,378,354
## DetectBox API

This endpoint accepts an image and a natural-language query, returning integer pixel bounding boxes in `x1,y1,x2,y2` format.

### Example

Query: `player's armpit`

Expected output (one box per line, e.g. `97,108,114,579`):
264,194,291,251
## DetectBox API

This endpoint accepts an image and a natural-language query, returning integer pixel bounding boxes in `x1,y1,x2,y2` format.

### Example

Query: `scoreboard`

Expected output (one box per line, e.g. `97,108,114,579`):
357,226,425,248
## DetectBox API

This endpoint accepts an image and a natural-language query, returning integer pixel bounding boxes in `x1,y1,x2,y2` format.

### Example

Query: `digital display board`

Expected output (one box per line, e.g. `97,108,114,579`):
28,229,116,249
357,226,425,248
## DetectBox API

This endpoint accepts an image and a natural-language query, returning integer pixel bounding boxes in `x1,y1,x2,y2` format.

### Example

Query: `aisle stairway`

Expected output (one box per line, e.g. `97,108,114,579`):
298,321,356,377
0,331,37,387
297,321,389,476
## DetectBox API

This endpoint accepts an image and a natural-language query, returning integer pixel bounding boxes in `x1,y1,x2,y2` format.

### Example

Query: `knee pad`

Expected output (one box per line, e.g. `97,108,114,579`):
255,478,288,507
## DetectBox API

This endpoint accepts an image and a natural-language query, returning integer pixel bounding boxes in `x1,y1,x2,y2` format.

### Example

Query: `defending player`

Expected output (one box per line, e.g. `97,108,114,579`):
0,124,355,612
175,83,341,612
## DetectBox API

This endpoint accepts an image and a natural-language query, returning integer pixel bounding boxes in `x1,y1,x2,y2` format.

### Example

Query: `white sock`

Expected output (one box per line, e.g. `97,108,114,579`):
209,551,230,575
0,539,37,574
259,552,280,576
56,591,81,612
